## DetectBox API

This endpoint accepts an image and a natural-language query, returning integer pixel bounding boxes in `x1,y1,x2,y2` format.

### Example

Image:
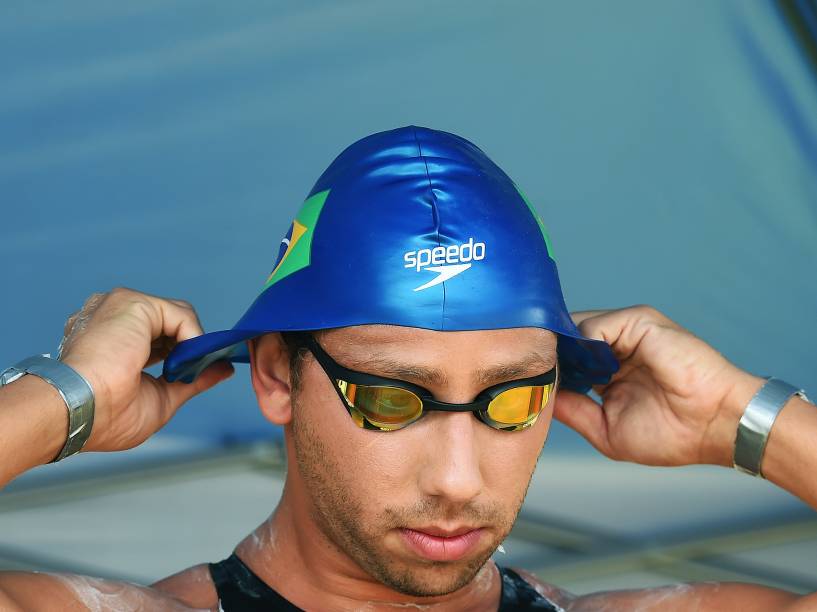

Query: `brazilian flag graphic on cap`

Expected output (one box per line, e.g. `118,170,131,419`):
162,126,619,395
262,189,330,290
514,183,555,260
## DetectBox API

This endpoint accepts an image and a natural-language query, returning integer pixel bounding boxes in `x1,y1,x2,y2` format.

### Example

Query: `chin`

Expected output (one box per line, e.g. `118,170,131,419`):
372,548,495,598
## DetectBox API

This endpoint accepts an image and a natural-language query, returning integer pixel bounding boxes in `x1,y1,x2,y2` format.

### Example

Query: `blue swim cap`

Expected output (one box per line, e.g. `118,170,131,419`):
163,125,618,393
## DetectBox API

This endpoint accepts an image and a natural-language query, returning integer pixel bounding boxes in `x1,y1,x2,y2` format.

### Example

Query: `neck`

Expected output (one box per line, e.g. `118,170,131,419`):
233,482,502,611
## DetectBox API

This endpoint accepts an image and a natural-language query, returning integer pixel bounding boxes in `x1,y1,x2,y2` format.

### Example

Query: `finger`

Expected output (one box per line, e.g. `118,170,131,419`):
159,301,204,344
170,299,205,336
569,309,613,327
126,293,205,345
167,298,200,320
572,305,681,341
553,389,612,456
145,336,177,367
167,298,193,308
572,305,677,365
158,360,235,416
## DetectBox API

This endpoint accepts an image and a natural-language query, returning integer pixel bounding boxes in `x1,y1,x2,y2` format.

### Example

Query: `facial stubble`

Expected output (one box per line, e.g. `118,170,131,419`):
289,386,537,598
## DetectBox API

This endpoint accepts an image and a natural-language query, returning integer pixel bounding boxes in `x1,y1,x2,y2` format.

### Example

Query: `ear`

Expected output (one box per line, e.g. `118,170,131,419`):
248,333,293,426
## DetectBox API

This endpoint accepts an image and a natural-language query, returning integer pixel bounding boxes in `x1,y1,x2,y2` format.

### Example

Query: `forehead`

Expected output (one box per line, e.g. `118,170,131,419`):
318,324,557,366
260,325,556,391
319,324,556,347
316,326,557,388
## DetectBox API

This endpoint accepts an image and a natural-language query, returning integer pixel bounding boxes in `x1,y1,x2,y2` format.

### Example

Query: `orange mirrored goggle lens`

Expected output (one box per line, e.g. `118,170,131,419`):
336,380,553,431
485,384,552,429
337,381,423,430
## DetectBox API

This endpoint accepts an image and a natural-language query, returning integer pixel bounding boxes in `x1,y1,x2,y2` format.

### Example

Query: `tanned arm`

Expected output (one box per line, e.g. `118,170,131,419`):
0,288,233,610
548,305,816,610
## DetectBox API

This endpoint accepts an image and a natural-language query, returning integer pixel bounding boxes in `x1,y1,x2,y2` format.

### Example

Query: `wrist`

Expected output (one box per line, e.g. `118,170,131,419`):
0,375,70,476
733,378,811,478
58,355,109,449
708,369,766,467
2,354,96,463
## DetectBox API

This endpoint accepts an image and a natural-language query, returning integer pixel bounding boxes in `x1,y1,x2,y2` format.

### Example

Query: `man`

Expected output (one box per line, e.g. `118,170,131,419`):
1,126,815,610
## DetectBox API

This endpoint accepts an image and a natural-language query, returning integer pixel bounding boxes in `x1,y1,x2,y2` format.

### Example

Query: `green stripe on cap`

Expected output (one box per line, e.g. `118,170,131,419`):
514,183,555,260
262,189,330,290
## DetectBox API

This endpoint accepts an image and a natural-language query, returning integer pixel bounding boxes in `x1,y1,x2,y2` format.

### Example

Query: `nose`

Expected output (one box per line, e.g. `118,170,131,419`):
417,411,484,505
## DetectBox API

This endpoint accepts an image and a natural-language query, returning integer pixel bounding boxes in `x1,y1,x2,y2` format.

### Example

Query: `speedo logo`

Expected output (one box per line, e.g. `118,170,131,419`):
403,237,486,292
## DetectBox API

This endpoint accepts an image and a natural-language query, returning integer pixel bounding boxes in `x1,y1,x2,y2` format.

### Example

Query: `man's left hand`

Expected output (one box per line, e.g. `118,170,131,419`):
553,305,763,467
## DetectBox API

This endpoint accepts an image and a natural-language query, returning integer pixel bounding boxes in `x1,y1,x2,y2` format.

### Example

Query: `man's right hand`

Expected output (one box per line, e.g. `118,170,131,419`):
57,287,234,453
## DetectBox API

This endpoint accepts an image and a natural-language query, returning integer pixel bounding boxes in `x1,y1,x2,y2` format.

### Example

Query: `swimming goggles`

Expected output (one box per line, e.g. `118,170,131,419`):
285,331,558,432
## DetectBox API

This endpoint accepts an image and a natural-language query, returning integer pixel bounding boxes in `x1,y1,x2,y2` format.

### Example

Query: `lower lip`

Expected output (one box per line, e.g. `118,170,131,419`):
399,528,484,562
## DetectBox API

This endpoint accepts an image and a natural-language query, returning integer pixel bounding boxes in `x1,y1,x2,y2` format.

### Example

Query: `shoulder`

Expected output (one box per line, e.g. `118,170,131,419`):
152,563,220,609
0,572,84,611
508,574,802,612
0,569,218,612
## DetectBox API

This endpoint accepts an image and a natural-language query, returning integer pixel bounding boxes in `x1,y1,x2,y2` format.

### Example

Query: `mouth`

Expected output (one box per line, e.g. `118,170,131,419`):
399,526,485,562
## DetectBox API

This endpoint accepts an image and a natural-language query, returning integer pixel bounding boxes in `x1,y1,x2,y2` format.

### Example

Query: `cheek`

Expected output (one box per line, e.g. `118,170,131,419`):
293,372,554,513
293,378,419,501
481,406,553,495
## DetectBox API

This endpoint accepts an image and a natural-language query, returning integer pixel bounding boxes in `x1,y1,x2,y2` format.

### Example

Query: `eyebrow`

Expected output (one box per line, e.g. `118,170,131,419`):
346,352,555,387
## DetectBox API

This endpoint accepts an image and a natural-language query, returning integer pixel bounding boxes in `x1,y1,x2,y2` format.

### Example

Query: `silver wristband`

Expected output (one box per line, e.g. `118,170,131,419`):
733,377,811,478
0,354,95,462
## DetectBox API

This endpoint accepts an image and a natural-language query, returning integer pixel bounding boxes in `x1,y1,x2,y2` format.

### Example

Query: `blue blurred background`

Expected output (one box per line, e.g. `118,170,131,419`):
2,0,816,447
3,0,817,592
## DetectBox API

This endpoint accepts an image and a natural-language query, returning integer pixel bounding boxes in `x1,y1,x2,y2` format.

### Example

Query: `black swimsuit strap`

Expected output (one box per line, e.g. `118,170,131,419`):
497,566,562,611
209,553,303,611
209,553,559,611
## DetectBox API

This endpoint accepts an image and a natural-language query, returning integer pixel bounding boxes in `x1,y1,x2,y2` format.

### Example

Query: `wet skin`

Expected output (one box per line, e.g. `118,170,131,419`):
92,324,561,611
222,324,558,609
0,290,810,611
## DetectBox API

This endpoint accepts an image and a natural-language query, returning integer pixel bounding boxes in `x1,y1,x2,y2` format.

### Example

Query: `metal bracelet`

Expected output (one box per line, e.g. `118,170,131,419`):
0,354,95,462
733,377,810,478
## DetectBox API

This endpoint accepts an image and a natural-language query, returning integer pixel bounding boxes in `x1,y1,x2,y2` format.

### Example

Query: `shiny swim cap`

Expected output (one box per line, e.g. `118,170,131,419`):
163,125,618,393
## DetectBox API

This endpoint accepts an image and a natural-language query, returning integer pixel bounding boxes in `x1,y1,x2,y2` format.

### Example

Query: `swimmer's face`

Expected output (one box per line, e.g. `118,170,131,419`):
249,325,558,597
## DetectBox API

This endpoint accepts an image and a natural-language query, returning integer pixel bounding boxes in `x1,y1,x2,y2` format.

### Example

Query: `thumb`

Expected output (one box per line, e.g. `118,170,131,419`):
160,360,235,412
553,389,611,456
